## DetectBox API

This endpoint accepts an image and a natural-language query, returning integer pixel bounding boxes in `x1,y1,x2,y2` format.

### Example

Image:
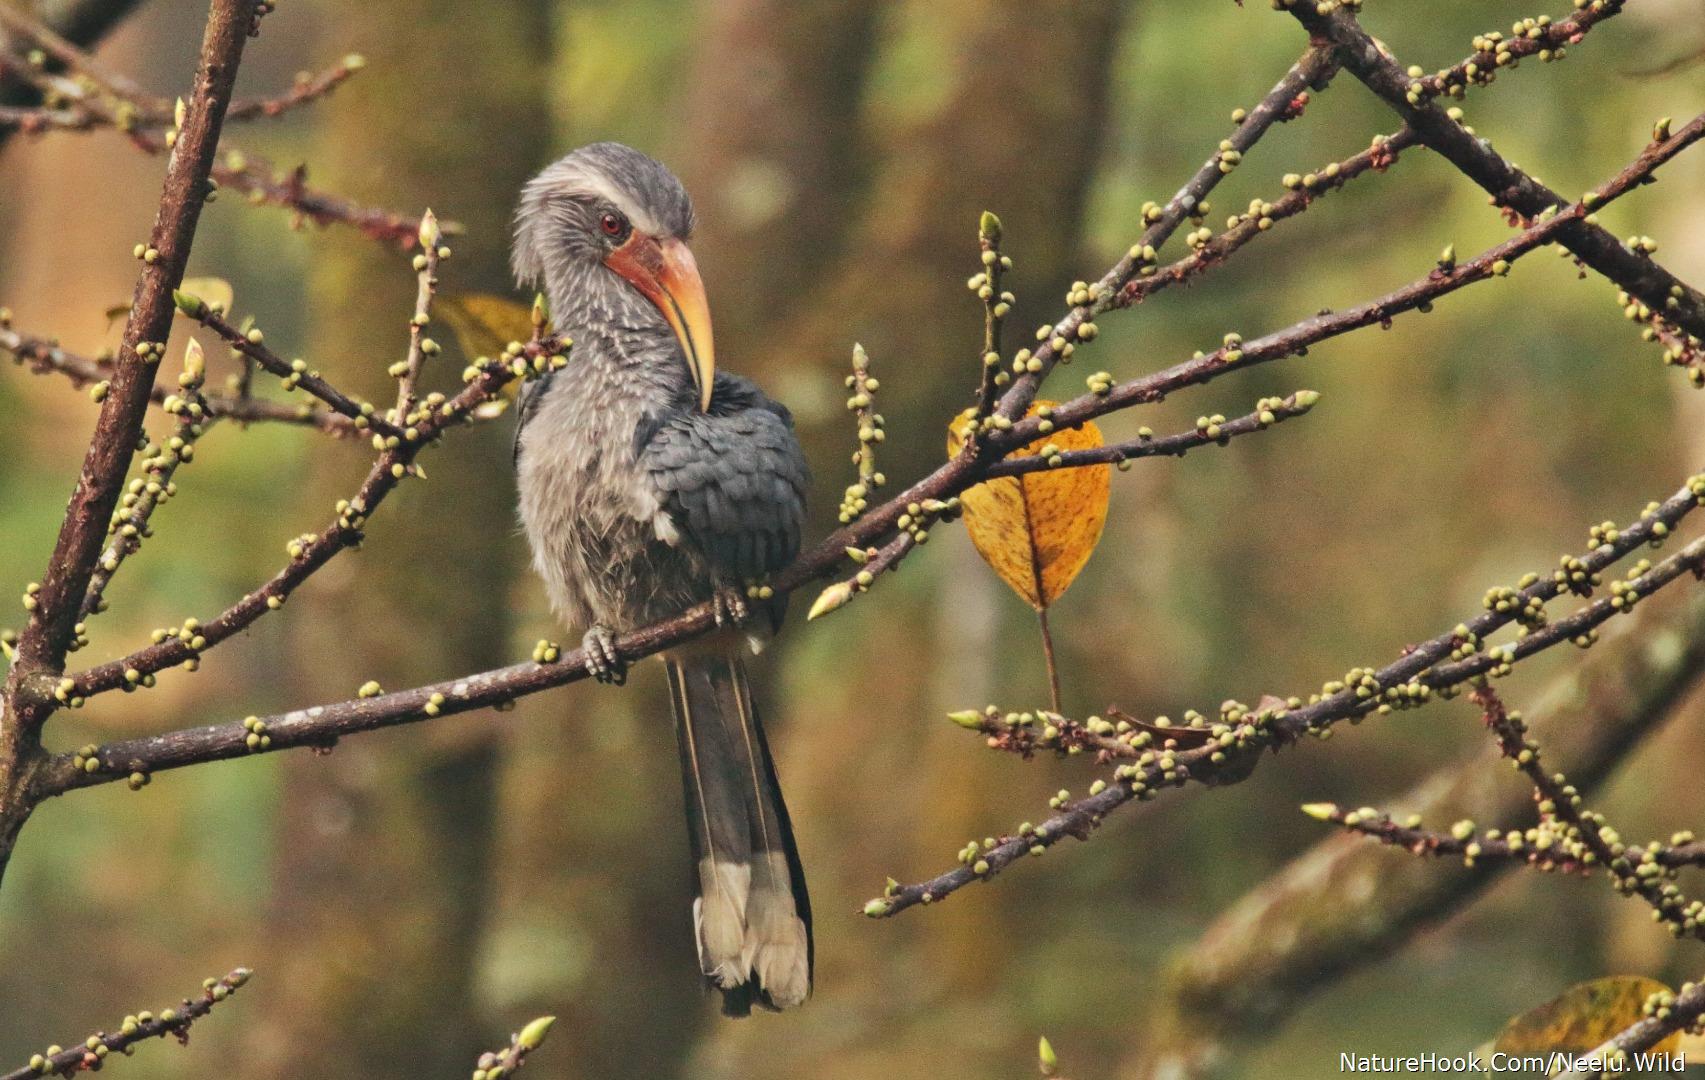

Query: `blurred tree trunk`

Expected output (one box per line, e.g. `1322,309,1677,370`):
777,0,1130,449
705,2,1135,1072
244,4,552,1077
0,0,145,153
679,0,883,367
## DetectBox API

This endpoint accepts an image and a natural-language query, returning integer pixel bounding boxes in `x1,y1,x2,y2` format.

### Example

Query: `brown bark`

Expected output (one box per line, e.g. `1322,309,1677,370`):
679,0,883,364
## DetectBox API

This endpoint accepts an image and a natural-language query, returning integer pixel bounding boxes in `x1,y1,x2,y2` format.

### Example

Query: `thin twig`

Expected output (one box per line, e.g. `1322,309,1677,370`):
1,321,357,434
870,506,1705,915
987,391,1319,478
392,210,443,425
981,47,1337,433
1024,112,1705,445
472,1016,556,1079
79,339,213,621
190,306,400,439
59,345,554,704
0,967,251,1080
1307,804,1705,876
1471,685,1705,938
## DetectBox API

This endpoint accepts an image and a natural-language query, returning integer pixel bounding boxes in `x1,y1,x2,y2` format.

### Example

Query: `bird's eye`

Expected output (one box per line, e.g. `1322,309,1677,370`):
599,212,628,238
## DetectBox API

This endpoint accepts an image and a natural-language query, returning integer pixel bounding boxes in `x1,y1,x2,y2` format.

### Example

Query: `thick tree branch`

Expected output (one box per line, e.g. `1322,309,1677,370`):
3,0,256,730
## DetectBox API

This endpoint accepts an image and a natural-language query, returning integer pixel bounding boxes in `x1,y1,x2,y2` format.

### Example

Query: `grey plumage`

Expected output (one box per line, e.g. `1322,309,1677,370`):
511,143,812,1014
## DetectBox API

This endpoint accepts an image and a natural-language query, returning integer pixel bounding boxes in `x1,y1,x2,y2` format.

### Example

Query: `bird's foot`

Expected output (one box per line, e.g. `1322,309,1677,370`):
711,586,750,630
582,624,627,685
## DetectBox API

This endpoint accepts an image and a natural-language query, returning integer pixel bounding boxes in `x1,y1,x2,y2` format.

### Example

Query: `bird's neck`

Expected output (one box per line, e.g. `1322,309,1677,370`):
545,261,695,407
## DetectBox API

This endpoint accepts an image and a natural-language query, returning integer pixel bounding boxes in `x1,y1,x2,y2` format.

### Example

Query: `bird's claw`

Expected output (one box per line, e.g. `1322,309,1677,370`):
582,625,627,685
712,587,750,630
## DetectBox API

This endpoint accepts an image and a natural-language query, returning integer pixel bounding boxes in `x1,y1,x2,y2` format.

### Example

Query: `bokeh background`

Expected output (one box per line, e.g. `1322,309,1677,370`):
3,1,1705,1076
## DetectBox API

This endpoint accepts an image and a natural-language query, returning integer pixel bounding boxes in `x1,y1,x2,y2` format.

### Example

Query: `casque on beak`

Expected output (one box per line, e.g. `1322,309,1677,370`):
604,234,715,412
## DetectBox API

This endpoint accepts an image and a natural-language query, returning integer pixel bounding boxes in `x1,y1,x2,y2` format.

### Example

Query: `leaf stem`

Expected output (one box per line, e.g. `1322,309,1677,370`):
1037,606,1062,714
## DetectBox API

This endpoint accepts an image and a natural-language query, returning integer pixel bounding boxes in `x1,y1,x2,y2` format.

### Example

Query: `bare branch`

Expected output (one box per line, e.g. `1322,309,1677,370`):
190,306,400,438
1,319,358,434
78,339,214,622
0,967,251,1080
986,390,1319,478
59,345,542,704
1117,128,1417,310
870,486,1705,915
1130,591,1705,1080
1030,111,1705,444
972,46,1338,436
1286,1,1705,341
1469,685,1705,938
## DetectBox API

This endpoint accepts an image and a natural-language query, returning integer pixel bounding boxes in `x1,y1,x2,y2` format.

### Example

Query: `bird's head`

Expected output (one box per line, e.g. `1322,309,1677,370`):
513,142,714,411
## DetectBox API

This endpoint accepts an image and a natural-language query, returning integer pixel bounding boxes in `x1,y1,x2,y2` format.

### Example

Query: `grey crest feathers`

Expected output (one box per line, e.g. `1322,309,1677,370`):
512,141,697,288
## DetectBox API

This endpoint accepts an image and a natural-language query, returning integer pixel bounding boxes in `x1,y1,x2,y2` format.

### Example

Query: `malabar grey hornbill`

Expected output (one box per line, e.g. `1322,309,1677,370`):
510,142,813,1015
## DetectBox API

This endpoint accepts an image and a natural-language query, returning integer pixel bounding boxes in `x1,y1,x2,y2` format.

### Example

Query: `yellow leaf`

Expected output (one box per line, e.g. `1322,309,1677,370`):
1490,976,1680,1064
438,292,534,363
947,403,1110,610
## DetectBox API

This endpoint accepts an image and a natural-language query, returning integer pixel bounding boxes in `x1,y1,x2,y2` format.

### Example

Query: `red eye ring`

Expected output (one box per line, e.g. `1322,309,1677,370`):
599,212,626,237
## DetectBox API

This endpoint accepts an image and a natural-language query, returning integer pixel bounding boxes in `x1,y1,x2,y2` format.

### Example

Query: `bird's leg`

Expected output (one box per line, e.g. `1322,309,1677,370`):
582,624,627,685
711,584,750,630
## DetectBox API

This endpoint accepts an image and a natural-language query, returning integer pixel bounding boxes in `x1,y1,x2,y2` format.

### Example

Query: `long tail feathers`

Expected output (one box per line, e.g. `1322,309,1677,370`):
666,653,812,1016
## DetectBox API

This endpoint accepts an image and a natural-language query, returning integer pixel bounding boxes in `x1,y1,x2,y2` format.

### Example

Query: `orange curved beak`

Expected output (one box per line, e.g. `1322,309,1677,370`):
605,235,715,412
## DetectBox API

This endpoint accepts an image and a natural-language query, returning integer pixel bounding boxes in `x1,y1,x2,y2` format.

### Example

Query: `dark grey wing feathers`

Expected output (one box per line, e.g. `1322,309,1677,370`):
639,372,809,583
